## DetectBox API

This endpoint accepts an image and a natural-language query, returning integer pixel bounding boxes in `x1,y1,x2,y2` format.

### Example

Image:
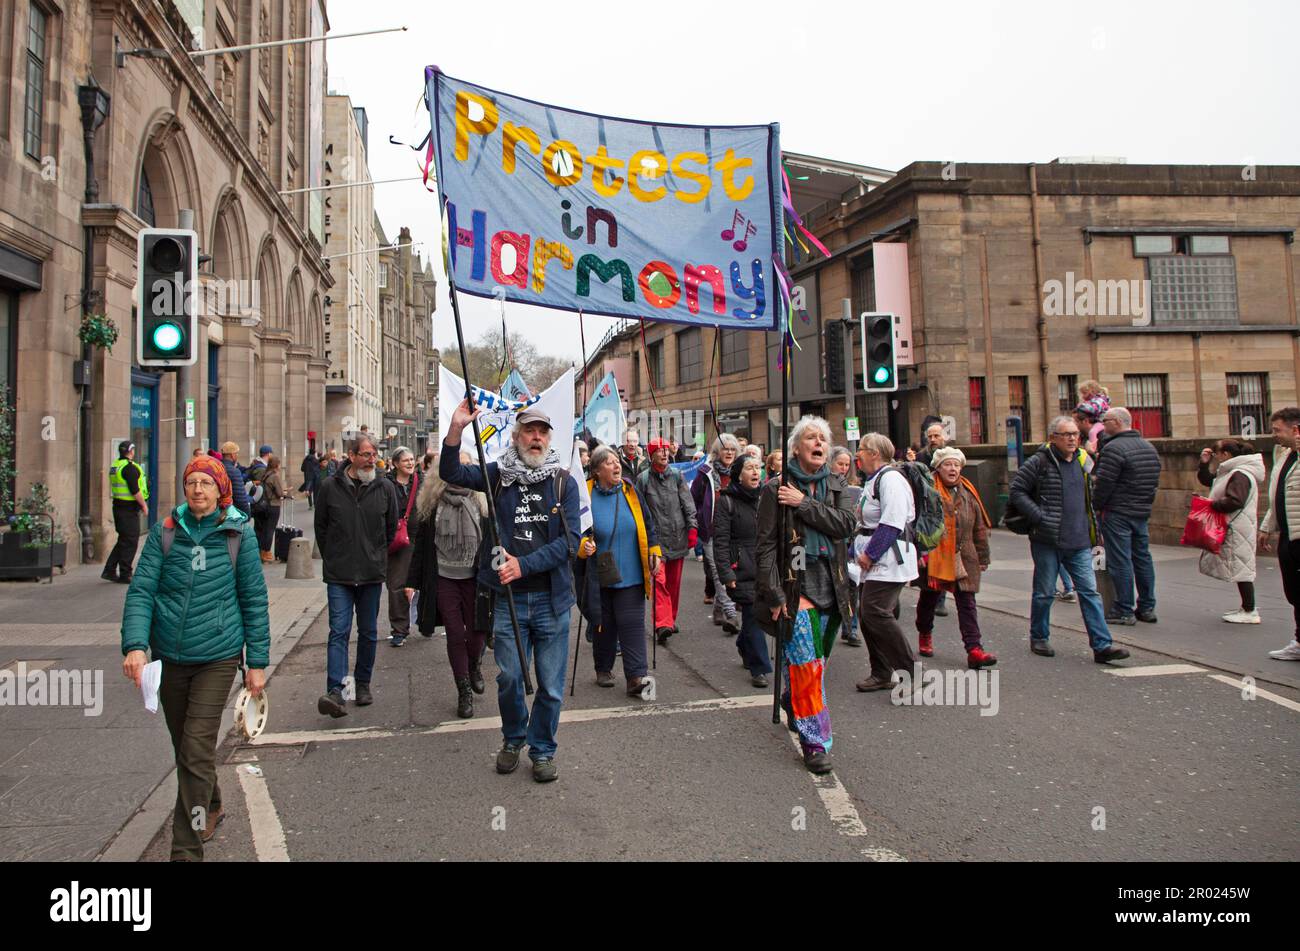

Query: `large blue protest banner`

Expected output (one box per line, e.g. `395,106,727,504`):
427,69,783,331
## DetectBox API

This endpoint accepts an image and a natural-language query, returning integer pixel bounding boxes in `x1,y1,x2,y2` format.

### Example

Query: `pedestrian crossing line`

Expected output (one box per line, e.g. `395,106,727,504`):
787,735,906,862
248,693,775,747
1206,674,1300,714
1103,664,1206,678
236,764,290,862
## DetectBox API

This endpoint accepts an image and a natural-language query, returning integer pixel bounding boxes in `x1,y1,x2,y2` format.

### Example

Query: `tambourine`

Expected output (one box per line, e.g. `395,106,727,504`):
233,687,269,740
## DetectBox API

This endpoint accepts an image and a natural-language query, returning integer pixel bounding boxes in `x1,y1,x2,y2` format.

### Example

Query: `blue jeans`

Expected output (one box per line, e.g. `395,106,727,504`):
1100,513,1156,616
1029,542,1112,652
737,603,773,675
1058,563,1074,593
494,590,571,761
326,582,383,693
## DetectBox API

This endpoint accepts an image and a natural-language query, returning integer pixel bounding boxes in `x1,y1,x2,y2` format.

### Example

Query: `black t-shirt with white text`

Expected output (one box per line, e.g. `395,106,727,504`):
510,483,550,591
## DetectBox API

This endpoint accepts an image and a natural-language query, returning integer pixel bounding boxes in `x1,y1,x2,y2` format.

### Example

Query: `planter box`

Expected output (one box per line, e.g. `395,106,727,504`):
0,532,65,580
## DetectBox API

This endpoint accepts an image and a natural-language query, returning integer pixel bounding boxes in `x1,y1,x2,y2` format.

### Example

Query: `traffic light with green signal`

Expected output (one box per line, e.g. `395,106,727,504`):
861,311,898,393
136,228,197,367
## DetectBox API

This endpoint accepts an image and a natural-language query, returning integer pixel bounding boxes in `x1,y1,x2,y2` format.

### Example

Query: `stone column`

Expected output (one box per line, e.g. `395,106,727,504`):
258,330,291,455
285,346,311,459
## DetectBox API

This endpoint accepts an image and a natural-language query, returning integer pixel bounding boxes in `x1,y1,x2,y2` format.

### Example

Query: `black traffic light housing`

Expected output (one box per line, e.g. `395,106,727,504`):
136,227,198,367
860,311,898,393
823,321,845,394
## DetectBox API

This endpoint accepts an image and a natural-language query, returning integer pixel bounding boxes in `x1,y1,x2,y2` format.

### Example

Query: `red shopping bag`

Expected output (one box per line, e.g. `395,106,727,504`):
1180,496,1227,554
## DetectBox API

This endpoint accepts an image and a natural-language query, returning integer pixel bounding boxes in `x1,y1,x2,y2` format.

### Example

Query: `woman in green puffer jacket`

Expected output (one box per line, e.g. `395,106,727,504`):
120,455,270,861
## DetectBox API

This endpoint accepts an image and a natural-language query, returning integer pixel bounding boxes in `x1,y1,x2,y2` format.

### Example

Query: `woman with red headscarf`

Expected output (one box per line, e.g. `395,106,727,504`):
120,455,270,861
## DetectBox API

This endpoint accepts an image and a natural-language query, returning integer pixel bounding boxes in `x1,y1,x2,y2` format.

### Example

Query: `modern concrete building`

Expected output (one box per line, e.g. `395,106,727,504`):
321,91,380,447
1,0,332,562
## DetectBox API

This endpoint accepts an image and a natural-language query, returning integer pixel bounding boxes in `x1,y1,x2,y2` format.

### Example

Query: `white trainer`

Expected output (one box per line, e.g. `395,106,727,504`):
1267,640,1300,661
1222,609,1261,624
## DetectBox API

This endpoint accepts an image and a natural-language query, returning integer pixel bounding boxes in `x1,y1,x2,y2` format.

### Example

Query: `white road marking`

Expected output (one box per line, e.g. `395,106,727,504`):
1104,664,1206,678
1207,674,1300,714
250,693,774,746
788,735,905,862
236,763,290,862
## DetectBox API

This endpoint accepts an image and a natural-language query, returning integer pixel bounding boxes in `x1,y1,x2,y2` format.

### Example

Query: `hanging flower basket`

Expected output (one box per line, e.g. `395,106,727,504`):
78,313,119,351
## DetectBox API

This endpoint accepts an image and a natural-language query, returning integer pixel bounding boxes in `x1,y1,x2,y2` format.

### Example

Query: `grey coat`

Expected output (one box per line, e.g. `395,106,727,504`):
636,466,697,560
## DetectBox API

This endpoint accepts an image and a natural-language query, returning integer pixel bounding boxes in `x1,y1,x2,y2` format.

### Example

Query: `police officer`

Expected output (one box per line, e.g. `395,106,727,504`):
103,441,148,583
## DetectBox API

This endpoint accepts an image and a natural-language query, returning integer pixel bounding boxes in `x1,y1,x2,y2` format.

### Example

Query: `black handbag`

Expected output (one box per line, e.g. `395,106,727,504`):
593,487,624,587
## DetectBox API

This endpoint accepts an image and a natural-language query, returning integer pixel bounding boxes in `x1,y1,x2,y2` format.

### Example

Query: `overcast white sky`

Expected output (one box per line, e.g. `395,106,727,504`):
324,0,1297,371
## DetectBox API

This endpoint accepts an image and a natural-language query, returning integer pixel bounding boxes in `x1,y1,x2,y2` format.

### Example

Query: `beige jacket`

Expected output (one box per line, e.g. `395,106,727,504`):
1260,445,1300,541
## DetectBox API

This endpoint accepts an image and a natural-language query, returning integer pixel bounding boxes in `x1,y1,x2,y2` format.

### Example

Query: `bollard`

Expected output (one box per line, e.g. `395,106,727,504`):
285,537,315,579
311,538,322,559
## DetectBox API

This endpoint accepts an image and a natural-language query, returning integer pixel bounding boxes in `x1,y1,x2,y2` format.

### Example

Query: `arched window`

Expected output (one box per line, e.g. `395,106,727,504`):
137,167,156,227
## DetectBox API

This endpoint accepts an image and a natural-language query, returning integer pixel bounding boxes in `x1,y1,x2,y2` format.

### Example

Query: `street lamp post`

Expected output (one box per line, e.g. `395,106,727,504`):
77,75,111,564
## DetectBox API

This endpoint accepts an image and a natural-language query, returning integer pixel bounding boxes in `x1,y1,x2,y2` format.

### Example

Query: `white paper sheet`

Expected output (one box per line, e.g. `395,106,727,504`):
141,659,162,713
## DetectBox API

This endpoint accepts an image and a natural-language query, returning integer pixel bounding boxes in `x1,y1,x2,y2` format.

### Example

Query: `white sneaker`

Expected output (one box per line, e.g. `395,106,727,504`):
1267,640,1300,661
1222,609,1261,624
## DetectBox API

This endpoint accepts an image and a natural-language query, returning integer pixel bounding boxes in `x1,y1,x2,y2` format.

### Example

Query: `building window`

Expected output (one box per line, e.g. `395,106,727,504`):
969,377,987,444
1148,236,1238,325
677,329,702,385
851,261,875,316
136,168,156,227
645,340,664,390
1125,374,1171,437
24,3,47,160
1008,376,1030,440
1226,373,1269,437
1058,374,1078,415
378,263,388,288
720,329,748,375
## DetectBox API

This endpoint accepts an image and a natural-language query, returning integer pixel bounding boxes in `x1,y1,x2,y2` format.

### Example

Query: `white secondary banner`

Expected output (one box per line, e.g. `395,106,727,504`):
439,365,576,467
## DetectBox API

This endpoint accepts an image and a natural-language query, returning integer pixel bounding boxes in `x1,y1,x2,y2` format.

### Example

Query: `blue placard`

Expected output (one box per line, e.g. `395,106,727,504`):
427,69,783,331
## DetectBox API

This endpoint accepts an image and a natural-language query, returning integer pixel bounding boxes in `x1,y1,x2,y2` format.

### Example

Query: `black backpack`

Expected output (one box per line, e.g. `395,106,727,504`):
868,462,946,554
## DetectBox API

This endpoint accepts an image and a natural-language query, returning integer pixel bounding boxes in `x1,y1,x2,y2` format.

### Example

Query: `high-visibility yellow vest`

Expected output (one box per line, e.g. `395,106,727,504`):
109,458,148,502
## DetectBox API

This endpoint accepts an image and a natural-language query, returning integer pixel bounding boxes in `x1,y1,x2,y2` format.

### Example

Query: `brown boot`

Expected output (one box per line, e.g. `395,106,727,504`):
200,806,224,842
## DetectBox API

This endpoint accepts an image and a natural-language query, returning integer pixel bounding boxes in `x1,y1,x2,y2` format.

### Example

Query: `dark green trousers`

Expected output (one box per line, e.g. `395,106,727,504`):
159,655,240,860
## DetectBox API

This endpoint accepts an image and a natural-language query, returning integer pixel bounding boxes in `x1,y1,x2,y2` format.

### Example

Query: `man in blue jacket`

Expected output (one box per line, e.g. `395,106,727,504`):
441,400,581,784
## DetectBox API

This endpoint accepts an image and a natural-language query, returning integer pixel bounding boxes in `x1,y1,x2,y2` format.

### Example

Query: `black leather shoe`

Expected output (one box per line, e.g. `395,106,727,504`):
468,661,486,695
1094,646,1131,664
455,677,474,718
354,682,373,706
1136,610,1158,623
803,750,833,774
100,569,117,582
655,626,673,645
1030,639,1056,657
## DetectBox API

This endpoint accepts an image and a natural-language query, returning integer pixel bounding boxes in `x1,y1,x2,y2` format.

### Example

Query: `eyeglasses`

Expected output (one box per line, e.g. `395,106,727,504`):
1053,431,1080,439
351,450,378,458
184,478,218,489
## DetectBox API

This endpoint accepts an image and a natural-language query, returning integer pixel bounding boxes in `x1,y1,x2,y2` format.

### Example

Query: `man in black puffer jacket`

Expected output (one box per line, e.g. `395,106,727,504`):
1010,415,1129,665
1091,407,1162,626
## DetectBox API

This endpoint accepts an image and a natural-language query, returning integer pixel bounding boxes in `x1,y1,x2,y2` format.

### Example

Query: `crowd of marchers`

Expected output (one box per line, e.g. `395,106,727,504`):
108,380,1300,858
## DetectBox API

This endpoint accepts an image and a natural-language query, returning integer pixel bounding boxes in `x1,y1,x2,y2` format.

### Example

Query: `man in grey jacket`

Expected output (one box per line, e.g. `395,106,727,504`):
1091,407,1162,625
637,437,698,643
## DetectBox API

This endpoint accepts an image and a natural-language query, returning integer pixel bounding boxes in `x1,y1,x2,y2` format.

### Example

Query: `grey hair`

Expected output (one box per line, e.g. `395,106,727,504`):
709,432,740,463
575,440,589,453
787,415,832,457
589,445,619,473
829,446,852,469
390,445,413,465
1107,407,1133,428
348,434,376,455
859,432,895,460
1049,415,1076,435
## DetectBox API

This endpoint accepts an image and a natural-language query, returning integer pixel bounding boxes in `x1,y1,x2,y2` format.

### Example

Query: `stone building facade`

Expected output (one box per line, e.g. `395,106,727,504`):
582,158,1300,540
321,92,379,446
1,0,333,562
378,223,437,455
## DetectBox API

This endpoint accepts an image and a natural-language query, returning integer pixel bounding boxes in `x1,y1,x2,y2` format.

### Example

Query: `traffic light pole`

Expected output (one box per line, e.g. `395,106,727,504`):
175,209,195,507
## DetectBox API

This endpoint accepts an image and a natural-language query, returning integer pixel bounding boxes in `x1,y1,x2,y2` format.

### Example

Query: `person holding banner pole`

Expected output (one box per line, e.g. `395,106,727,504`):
441,399,580,784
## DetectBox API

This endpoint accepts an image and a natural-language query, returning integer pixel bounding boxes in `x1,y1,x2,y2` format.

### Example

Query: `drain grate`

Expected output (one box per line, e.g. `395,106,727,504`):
226,744,307,764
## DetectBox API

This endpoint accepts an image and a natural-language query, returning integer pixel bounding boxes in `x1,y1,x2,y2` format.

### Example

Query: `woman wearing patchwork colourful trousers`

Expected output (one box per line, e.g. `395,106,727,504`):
915,447,998,669
756,416,857,775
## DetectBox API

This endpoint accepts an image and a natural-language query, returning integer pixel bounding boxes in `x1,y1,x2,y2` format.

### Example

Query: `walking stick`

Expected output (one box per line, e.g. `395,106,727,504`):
443,200,532,696
570,612,583,697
